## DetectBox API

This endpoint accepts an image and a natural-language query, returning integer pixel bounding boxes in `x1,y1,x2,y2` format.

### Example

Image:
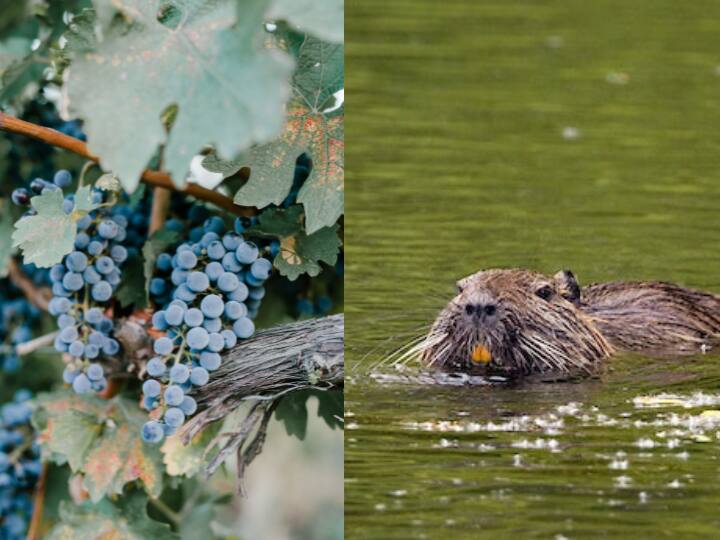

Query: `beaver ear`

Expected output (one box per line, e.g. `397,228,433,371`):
553,270,581,304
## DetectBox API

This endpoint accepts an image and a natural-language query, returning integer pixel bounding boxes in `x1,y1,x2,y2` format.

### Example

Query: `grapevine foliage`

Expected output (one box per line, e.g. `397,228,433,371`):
0,1,343,537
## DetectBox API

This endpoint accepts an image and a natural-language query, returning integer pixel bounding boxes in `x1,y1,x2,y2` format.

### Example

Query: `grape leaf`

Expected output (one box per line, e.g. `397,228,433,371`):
268,0,344,43
116,253,147,309
249,205,341,280
33,391,164,503
234,36,344,233
66,0,294,192
143,228,180,302
11,186,98,267
47,491,178,540
161,422,221,477
275,391,309,440
0,200,17,277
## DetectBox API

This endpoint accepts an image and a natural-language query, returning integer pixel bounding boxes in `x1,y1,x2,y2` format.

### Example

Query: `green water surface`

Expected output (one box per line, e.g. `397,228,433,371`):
346,1,720,538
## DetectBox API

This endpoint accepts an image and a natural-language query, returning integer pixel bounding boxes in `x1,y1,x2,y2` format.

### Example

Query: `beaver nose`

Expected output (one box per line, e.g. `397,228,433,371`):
464,304,497,318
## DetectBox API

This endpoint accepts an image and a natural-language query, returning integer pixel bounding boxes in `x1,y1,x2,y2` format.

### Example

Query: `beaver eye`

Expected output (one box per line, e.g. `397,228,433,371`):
535,285,554,301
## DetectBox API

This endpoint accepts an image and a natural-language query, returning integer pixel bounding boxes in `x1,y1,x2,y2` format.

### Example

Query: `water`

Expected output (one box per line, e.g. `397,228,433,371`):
345,1,720,537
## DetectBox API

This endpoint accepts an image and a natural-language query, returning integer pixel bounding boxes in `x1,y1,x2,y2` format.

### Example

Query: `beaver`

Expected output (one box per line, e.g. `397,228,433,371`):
420,268,720,377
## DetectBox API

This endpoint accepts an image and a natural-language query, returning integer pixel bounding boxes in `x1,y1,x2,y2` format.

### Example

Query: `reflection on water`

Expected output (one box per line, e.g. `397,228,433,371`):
346,0,720,537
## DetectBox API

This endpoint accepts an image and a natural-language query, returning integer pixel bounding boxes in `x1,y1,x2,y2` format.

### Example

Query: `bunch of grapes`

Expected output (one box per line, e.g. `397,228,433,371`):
0,279,44,373
141,217,272,443
0,390,40,540
296,294,334,317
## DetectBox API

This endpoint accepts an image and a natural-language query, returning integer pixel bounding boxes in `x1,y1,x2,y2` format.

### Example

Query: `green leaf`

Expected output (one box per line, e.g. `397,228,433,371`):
0,199,17,277
116,252,147,309
33,390,164,503
267,0,344,43
201,151,246,178
142,228,180,302
315,390,343,431
161,422,221,477
47,491,178,540
249,205,341,280
234,36,344,232
275,391,309,440
12,186,98,268
67,0,294,191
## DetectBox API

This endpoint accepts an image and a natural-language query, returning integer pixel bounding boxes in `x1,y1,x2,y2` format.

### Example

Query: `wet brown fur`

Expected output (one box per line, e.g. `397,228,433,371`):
421,268,720,377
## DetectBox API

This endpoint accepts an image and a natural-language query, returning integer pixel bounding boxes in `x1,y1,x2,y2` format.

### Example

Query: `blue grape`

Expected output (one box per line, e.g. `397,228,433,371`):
186,271,209,292
98,220,119,239
217,272,240,292
224,301,246,320
250,258,272,281
164,385,184,406
147,357,167,377
143,379,161,397
141,421,165,443
180,396,198,416
207,332,225,352
88,240,104,256
164,304,185,326
156,253,173,271
177,250,197,269
235,241,259,264
91,281,112,301
154,337,175,355
164,407,185,428
221,252,242,272
203,317,222,333
207,241,226,260
152,311,168,330
227,282,249,302
221,329,237,349
186,327,209,349
110,245,128,263
95,256,115,274
72,374,92,394
233,317,255,339
66,251,88,272
205,261,224,281
183,308,204,327
83,266,101,284
68,341,84,357
87,363,104,381
190,367,209,386
62,272,83,291
199,351,221,371
200,295,224,318
150,278,167,296
53,169,72,188
170,363,190,383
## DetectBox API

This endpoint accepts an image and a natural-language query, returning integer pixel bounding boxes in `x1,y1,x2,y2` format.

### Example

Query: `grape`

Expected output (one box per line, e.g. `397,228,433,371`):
205,261,224,281
74,232,90,249
83,266,101,284
48,296,71,315
95,256,115,274
197,312,219,330
204,216,225,234
183,308,204,327
221,329,238,349
164,304,185,326
98,219,119,239
186,271,209,292
180,396,198,416
235,241,259,264
84,344,100,359
164,385,184,406
53,169,72,188
224,301,247,320
186,327,209,349
68,341,84,357
141,421,165,443
174,284,196,302
102,338,120,355
170,363,190,383
59,326,79,343
190,367,209,386
91,281,112,301
154,337,175,355
164,407,185,427
147,357,166,377
233,317,255,339
250,258,272,281
11,188,31,206
62,272,83,291
87,363,104,381
156,253,173,271
207,240,226,260
227,282,249,302
207,332,225,352
142,379,161,397
72,374,92,394
221,252,242,272
65,251,88,272
82,310,100,326
217,272,240,292
49,264,65,282
110,244,128,263
150,278,167,296
88,240,104,256
199,351,221,371
152,311,168,330
200,294,224,318
171,268,189,286
222,233,241,251
177,250,197,269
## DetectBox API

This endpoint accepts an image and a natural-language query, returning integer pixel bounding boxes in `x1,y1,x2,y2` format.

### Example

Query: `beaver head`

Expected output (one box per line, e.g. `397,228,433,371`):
420,268,613,376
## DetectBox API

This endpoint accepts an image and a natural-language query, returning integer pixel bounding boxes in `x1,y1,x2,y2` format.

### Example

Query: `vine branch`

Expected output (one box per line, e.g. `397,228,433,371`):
0,112,252,216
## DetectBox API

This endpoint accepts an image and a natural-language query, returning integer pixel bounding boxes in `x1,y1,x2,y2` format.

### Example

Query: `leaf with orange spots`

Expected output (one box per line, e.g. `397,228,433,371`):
65,0,293,191
234,35,344,232
46,490,177,540
33,390,164,503
248,205,341,280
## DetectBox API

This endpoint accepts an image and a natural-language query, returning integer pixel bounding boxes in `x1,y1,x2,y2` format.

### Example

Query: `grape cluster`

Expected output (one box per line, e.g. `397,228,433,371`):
0,279,43,373
297,294,334,317
0,390,40,540
13,173,125,394
141,217,272,443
